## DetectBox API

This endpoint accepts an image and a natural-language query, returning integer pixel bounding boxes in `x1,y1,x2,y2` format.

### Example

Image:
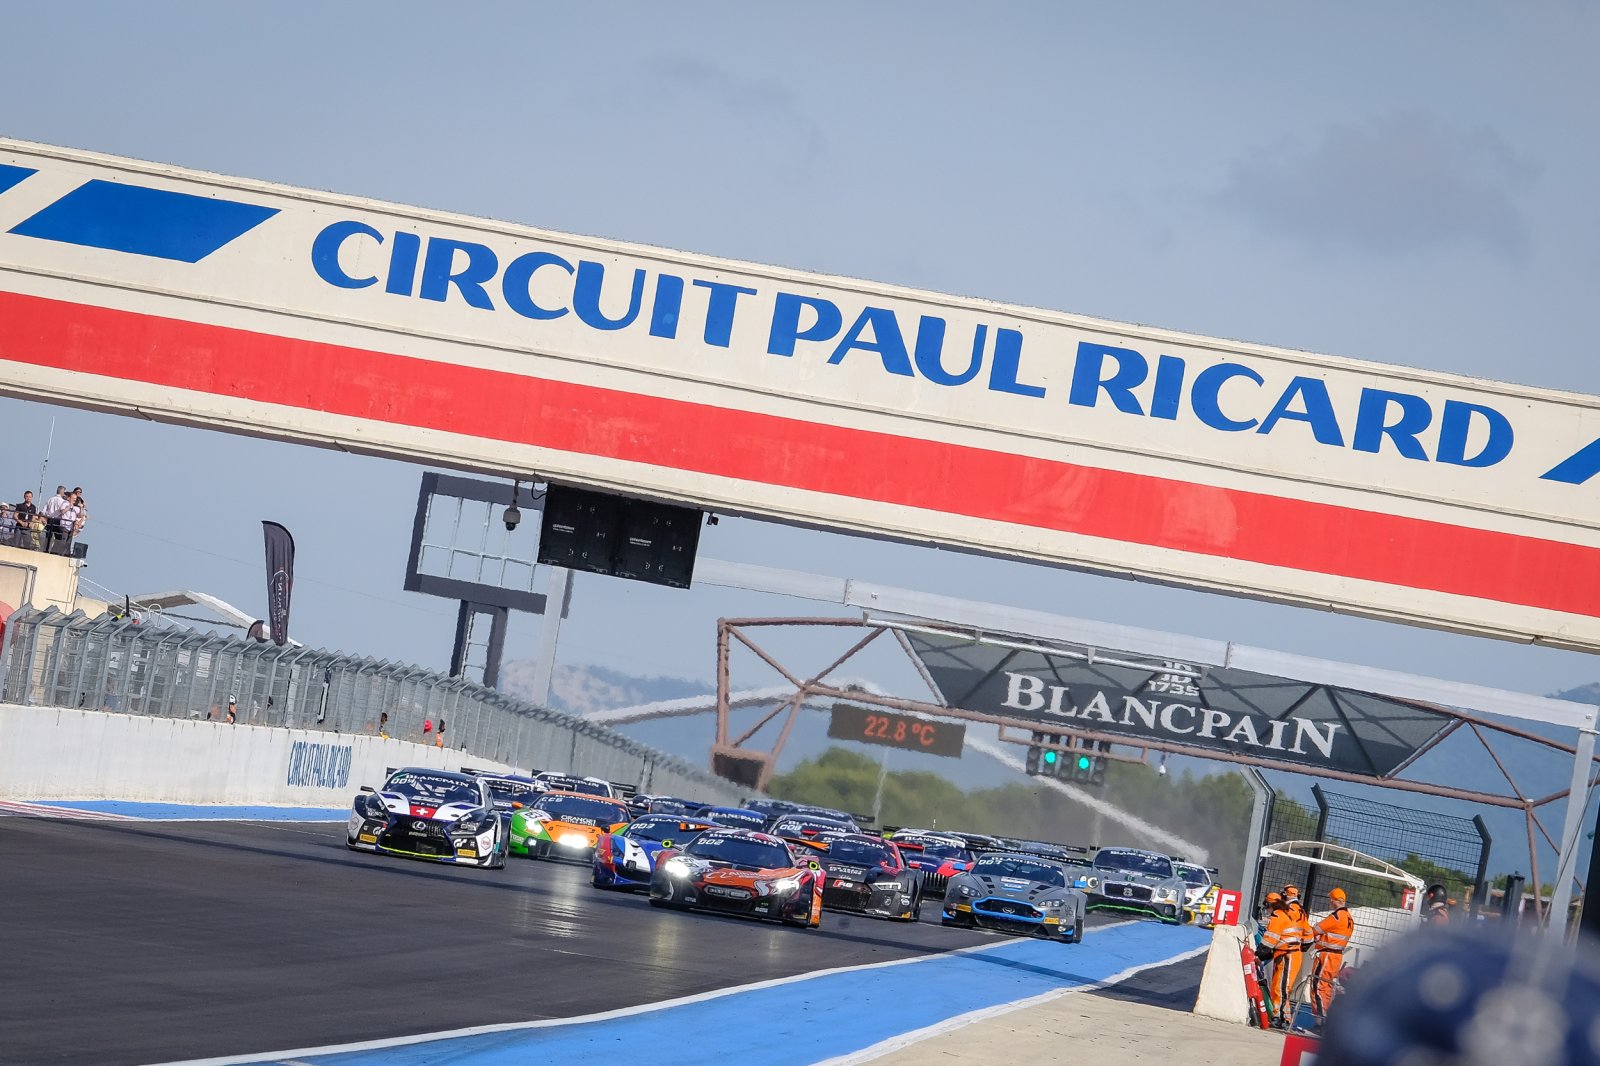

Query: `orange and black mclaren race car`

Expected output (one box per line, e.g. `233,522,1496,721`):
648,828,823,928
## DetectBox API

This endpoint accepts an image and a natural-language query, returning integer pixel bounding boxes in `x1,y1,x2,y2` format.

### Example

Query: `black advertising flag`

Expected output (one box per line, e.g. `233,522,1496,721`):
262,521,295,646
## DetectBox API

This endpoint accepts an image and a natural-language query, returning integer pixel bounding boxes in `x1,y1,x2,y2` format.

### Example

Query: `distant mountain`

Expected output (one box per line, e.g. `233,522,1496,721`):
1554,682,1600,707
498,660,710,716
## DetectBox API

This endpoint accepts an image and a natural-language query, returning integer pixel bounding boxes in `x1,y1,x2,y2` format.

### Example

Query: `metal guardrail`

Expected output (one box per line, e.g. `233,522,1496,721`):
0,606,742,803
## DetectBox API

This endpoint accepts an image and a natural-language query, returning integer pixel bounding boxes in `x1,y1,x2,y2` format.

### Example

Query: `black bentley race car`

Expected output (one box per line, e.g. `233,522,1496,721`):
1077,847,1189,923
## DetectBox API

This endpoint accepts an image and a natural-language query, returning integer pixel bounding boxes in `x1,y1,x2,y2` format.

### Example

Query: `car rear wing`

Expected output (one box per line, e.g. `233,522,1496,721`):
787,836,830,853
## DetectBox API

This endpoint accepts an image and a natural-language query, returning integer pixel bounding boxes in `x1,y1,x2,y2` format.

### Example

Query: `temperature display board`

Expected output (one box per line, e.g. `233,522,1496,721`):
827,703,965,759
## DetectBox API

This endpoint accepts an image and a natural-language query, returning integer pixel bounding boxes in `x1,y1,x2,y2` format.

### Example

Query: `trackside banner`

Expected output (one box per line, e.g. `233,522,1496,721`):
0,140,1597,648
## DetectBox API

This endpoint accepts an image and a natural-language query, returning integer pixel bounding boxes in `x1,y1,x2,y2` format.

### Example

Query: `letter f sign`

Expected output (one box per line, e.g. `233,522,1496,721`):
1213,888,1242,927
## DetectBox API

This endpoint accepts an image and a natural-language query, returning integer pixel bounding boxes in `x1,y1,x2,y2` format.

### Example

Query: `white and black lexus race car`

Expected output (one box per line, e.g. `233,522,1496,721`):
346,766,506,868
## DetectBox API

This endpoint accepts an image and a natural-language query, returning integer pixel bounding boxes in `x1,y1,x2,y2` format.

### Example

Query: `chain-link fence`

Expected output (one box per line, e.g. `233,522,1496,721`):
1258,784,1489,917
0,606,741,803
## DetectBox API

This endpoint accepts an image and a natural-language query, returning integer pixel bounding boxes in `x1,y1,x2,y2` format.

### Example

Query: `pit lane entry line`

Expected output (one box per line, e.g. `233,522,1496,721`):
142,921,1212,1066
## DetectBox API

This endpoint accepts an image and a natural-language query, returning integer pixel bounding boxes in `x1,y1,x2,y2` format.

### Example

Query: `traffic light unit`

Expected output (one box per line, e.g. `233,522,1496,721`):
1024,733,1107,785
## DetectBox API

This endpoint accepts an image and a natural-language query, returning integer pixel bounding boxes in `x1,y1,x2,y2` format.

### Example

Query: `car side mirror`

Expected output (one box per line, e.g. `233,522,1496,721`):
359,785,375,793
511,802,524,809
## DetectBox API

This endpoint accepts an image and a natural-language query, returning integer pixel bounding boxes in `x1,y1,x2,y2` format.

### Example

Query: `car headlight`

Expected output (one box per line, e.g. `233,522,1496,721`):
875,880,903,891
957,884,977,898
663,857,692,879
558,831,591,848
451,814,491,835
769,876,801,894
1039,898,1064,910
1154,887,1178,902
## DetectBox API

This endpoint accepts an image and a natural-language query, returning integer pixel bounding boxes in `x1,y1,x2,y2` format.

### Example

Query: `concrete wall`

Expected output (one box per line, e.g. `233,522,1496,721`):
0,704,511,807
0,544,99,615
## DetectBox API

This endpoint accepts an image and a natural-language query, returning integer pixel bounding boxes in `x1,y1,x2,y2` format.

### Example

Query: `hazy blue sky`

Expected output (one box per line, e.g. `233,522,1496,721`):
2,2,1597,716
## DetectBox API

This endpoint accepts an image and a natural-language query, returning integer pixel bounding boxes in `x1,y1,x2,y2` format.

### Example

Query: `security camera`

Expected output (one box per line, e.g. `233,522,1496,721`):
503,479,523,530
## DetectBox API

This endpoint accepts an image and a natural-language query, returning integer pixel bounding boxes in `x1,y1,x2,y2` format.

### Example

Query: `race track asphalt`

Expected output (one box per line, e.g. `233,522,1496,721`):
0,817,1191,1066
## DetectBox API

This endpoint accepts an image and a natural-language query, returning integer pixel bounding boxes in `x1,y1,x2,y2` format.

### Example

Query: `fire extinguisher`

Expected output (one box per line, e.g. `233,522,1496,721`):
1241,940,1272,1028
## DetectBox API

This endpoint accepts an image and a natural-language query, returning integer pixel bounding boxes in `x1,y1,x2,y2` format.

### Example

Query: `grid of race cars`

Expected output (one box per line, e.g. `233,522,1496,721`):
345,765,1223,938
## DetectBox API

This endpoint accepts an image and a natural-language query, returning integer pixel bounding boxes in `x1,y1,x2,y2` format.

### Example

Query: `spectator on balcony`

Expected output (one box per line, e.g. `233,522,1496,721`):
55,495,84,555
71,491,88,540
14,490,38,546
23,511,46,552
42,486,70,553
0,504,16,546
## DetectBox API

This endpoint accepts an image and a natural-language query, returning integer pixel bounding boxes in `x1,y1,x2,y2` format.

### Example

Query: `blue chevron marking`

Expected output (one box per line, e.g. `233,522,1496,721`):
9,179,278,262
0,164,36,195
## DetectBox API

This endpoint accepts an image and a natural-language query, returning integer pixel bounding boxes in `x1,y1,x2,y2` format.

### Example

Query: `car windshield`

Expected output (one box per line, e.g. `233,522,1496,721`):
1094,850,1175,878
383,771,481,808
827,838,896,866
971,856,1065,886
1175,864,1211,887
535,794,629,824
684,833,794,870
771,816,848,838
484,779,537,806
904,840,971,862
706,809,765,829
626,817,711,843
541,775,609,796
650,799,698,815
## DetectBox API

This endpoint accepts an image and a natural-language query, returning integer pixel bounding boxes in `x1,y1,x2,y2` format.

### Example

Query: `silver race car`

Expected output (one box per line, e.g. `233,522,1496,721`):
1077,847,1187,923
941,851,1086,943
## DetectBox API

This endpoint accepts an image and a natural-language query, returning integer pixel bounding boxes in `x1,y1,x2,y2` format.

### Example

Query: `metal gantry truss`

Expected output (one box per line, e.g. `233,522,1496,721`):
712,614,1597,925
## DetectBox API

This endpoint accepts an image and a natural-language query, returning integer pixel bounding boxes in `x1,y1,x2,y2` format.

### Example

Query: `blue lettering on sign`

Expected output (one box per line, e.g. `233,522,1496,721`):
286,741,353,789
306,220,1559,480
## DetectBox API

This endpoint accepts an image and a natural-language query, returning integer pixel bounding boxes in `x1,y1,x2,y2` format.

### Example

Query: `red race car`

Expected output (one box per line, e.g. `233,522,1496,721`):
648,828,823,928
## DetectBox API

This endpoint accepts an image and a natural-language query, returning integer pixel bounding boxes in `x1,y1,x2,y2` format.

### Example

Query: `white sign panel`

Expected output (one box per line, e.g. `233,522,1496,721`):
0,139,1597,647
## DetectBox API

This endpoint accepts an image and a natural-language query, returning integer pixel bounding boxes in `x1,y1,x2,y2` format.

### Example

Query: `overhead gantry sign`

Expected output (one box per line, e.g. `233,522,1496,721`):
0,140,1597,648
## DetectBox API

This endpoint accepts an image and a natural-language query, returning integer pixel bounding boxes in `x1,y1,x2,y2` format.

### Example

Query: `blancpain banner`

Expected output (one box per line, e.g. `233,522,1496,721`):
905,630,1455,778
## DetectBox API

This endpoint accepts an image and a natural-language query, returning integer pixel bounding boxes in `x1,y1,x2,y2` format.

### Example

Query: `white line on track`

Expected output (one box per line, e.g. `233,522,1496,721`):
140,922,1152,1066
0,799,138,820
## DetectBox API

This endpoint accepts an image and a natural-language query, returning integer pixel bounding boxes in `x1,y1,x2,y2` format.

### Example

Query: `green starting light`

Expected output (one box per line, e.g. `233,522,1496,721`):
1042,750,1058,765
1077,755,1092,771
